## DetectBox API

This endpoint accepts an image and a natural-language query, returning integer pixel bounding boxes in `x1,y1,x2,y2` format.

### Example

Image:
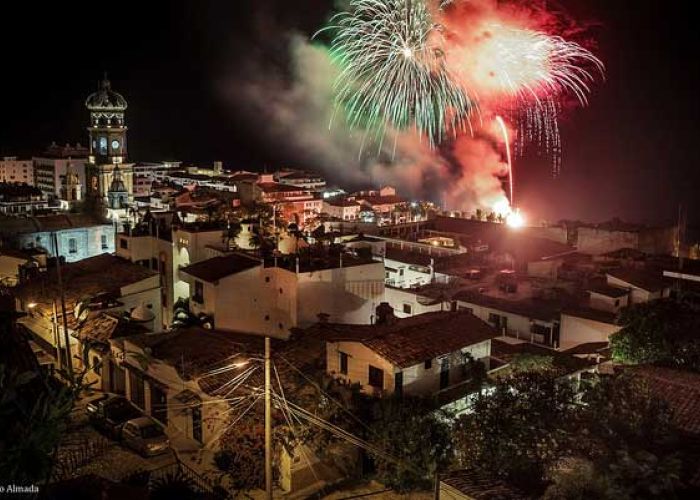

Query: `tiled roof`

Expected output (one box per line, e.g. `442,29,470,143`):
607,268,668,292
180,253,261,282
440,469,529,499
126,327,264,382
311,311,498,368
0,213,110,234
629,365,700,436
76,312,150,344
15,254,157,315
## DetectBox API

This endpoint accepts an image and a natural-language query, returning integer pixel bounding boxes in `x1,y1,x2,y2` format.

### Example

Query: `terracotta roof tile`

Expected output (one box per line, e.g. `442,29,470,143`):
310,311,498,368
629,365,700,435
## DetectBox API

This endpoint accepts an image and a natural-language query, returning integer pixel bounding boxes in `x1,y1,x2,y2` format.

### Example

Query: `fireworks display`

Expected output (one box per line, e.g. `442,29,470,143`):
321,0,604,221
320,0,472,148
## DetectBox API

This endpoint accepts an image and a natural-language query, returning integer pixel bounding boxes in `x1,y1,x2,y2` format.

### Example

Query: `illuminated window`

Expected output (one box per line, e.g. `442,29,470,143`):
99,137,108,155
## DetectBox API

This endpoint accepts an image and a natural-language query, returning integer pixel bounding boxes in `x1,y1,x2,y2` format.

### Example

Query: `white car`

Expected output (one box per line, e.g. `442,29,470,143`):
121,416,170,457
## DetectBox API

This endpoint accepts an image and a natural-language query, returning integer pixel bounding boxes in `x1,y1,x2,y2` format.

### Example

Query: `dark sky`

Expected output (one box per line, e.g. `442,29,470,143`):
1,1,698,227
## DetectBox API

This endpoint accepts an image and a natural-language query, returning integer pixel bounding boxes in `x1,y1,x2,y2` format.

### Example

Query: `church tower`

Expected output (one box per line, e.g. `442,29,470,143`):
85,75,134,206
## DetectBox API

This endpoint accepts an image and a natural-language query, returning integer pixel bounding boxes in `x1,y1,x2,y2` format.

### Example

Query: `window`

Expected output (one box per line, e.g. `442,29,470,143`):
192,406,202,443
424,359,432,370
101,234,108,249
151,258,158,270
151,384,168,426
402,303,412,315
339,352,348,375
440,359,450,390
368,365,384,389
394,372,403,397
68,238,78,254
614,299,620,307
120,238,128,249
128,370,145,410
488,313,507,330
193,280,204,304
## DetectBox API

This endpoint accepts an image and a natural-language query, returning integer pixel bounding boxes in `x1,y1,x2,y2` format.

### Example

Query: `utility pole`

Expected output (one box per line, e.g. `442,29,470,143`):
264,336,273,499
53,232,74,380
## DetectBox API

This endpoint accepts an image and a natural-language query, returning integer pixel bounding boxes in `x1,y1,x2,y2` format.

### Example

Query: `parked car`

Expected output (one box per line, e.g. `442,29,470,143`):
121,416,171,456
86,394,142,439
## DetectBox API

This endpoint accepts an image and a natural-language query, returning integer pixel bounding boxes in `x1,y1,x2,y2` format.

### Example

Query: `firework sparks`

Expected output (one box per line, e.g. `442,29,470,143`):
318,0,473,147
446,19,604,173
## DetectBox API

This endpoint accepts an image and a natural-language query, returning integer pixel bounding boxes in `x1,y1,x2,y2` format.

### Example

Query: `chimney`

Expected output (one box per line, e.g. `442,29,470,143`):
375,302,396,326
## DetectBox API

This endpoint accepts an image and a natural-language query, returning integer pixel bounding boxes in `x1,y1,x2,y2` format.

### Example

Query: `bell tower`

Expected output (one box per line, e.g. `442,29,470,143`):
85,75,134,206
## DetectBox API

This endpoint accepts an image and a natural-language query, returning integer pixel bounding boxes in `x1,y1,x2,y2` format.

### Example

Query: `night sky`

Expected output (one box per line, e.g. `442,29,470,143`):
1,1,698,227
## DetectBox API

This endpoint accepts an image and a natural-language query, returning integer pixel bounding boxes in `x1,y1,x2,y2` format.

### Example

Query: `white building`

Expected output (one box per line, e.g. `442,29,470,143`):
319,309,497,398
606,268,671,304
116,221,225,327
179,252,385,338
33,143,88,200
322,198,361,221
14,254,161,379
0,214,115,263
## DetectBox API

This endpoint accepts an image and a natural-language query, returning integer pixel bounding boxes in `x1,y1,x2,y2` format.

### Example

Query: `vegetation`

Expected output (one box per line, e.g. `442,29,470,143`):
454,371,577,492
453,370,691,497
0,365,91,484
610,298,700,372
367,396,454,491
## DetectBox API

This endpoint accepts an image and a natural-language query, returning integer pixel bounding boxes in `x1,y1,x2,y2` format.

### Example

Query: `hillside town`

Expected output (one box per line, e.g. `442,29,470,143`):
2,77,700,499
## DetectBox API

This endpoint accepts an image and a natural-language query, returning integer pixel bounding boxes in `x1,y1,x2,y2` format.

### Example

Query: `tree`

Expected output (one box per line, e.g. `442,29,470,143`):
508,353,555,374
610,298,700,372
367,396,454,491
453,372,577,493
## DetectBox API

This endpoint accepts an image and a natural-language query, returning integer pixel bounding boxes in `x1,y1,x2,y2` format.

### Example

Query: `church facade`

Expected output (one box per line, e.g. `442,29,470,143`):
84,76,135,211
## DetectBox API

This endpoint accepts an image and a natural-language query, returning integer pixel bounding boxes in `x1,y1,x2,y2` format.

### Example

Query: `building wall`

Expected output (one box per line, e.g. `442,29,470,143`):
118,340,230,448
327,339,491,397
186,262,384,338
575,227,639,255
16,225,115,262
296,262,385,326
384,257,435,288
606,275,669,304
0,255,28,286
120,275,163,332
527,259,563,279
400,340,491,396
524,225,569,245
384,286,444,318
327,341,396,395
589,291,628,313
456,299,555,345
0,157,34,184
32,157,87,199
560,313,620,348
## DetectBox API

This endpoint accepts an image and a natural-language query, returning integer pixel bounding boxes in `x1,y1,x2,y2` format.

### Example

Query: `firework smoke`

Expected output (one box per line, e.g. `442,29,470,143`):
219,0,603,215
